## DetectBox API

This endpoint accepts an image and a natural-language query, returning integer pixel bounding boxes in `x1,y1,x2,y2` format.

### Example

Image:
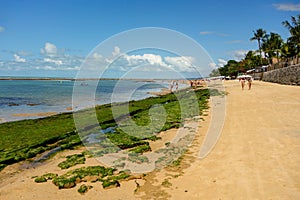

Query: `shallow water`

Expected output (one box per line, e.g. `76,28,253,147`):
0,79,172,123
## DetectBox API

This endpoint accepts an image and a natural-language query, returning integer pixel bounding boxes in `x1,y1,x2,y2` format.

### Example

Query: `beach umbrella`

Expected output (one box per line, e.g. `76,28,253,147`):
237,75,252,79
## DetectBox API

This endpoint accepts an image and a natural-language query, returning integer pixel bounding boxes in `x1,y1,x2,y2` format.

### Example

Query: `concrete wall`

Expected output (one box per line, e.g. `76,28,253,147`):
262,64,300,85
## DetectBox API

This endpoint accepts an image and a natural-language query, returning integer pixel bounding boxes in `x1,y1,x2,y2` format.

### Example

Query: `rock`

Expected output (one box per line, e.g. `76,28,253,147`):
82,176,99,182
63,182,76,189
75,177,82,184
27,103,40,106
8,103,19,106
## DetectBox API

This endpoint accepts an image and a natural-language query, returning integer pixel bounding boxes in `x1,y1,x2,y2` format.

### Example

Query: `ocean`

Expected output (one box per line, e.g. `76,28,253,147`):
0,79,173,123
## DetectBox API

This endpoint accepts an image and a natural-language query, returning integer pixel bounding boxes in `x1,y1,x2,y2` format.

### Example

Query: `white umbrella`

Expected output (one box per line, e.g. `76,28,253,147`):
237,75,252,79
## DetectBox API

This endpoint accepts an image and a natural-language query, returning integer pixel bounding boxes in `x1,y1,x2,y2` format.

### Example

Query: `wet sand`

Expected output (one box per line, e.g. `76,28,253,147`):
1,80,299,199
11,112,58,117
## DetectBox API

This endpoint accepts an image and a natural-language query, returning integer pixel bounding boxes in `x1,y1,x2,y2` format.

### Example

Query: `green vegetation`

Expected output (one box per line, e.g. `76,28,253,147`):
35,165,131,193
52,166,116,189
102,179,120,188
106,130,150,149
0,88,210,171
58,153,86,169
78,184,93,194
0,164,6,171
0,113,77,167
34,173,58,183
161,179,172,188
210,15,300,78
171,155,184,167
128,153,149,164
129,144,151,154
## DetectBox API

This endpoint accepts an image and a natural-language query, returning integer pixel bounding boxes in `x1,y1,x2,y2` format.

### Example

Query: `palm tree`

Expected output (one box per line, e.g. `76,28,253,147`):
272,33,284,63
244,50,261,69
262,32,284,64
250,28,267,65
281,42,297,64
282,15,300,63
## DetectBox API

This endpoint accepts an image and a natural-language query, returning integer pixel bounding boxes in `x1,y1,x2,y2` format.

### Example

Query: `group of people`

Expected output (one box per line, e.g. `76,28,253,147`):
169,80,179,92
170,77,252,91
168,79,206,92
189,79,205,89
239,77,252,90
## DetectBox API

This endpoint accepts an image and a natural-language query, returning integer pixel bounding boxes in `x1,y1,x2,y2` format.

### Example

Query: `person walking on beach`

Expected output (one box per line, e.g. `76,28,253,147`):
175,81,179,91
169,80,174,92
240,78,245,90
247,77,252,90
190,80,194,88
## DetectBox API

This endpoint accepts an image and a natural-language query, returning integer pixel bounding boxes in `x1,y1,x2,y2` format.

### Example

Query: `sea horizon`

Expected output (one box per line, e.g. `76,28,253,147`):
0,79,187,123
0,75,203,81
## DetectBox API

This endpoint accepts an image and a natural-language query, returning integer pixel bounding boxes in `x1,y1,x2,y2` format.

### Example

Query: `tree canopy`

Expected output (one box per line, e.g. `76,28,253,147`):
211,15,300,77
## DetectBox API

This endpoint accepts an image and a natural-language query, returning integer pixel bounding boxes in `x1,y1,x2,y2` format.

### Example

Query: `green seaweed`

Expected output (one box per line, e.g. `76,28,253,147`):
34,173,58,183
129,144,151,154
161,179,172,187
128,153,149,164
34,176,47,183
0,88,210,171
52,166,116,189
102,179,120,188
77,184,93,194
0,164,6,171
58,154,86,169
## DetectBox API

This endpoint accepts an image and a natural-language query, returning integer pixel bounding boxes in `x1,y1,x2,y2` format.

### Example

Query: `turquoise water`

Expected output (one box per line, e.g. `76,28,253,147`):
0,79,170,123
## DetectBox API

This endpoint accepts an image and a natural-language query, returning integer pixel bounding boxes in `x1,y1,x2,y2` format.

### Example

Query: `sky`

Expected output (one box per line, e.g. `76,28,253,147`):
0,0,299,78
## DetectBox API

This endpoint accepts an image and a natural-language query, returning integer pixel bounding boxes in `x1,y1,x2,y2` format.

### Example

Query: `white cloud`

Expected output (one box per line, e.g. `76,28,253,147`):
44,57,63,65
35,66,56,70
208,59,228,68
41,42,58,57
164,56,195,72
91,52,103,60
3,44,199,78
34,64,80,71
217,58,227,67
18,51,32,56
112,46,121,57
14,54,26,62
107,52,198,74
233,50,248,60
209,62,217,68
127,54,166,66
2,43,83,75
199,31,214,35
273,3,300,11
199,31,229,37
0,26,5,32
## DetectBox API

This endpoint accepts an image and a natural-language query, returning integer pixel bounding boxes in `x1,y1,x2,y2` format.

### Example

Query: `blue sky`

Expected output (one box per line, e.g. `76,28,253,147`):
0,0,299,78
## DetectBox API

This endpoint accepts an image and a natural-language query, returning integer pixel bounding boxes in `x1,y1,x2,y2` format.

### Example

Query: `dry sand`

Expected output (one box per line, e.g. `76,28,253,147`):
1,80,299,199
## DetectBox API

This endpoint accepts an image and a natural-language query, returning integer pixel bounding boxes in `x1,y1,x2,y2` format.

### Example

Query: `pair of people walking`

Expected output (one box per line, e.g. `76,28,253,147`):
240,77,252,90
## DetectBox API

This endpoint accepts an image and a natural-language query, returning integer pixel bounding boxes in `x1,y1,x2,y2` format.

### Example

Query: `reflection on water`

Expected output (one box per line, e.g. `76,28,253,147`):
85,126,116,144
22,146,62,169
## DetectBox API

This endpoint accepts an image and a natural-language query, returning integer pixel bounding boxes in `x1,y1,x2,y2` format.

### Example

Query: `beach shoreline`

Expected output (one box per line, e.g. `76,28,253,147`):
0,80,299,199
0,79,162,123
0,79,190,124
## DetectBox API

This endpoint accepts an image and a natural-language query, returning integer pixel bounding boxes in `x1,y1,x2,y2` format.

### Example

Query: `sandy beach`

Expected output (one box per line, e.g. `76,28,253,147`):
1,80,299,199
11,112,58,117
